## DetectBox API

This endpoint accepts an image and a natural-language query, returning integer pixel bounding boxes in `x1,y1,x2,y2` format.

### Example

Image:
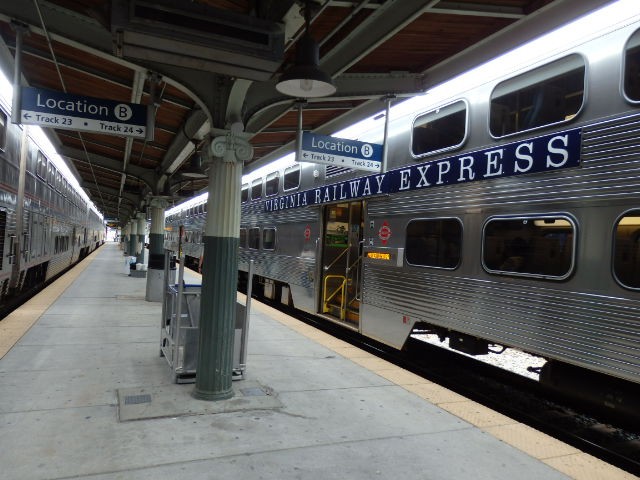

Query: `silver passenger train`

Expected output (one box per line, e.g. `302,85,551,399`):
166,14,640,399
0,100,104,313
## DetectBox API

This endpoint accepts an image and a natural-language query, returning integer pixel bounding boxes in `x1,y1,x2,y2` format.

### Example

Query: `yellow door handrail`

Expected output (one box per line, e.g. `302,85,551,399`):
323,275,346,320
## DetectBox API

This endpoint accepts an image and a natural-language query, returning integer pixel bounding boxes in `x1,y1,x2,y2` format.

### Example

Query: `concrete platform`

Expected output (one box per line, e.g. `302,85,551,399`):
0,242,634,480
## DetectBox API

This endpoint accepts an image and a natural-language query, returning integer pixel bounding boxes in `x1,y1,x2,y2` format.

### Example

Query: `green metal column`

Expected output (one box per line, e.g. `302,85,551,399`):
122,224,129,255
129,220,137,262
145,198,168,302
193,132,253,401
137,213,146,264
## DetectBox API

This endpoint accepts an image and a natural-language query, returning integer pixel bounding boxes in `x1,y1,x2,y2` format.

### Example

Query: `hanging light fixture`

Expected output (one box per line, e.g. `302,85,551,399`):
276,1,336,98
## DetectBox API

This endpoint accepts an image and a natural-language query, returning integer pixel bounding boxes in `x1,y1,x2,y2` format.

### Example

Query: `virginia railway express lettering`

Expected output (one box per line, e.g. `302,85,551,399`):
264,129,580,212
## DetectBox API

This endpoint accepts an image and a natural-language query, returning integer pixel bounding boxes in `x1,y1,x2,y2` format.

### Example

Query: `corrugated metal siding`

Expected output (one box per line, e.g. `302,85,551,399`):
238,250,315,290
363,264,640,381
364,114,640,383
369,114,640,217
45,222,74,280
325,166,354,178
46,252,71,280
242,201,318,225
240,202,319,290
0,209,5,270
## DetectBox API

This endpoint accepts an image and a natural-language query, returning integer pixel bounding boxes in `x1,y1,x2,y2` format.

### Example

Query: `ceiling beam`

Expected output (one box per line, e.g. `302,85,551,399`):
1,41,195,111
157,107,209,177
60,146,156,190
321,0,438,77
421,0,616,89
82,183,139,205
0,3,113,53
81,182,137,218
429,1,524,19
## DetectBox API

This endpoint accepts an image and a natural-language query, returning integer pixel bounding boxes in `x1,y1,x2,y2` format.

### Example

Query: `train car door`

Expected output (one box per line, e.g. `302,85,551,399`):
30,213,44,260
71,226,77,259
320,201,363,327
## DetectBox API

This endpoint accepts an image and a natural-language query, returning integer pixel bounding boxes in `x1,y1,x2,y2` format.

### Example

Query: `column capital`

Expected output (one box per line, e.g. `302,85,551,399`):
210,133,254,163
149,197,168,209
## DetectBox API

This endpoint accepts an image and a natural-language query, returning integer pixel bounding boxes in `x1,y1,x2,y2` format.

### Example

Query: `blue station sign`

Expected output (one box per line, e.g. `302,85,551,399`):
265,128,582,212
300,132,383,172
20,87,147,138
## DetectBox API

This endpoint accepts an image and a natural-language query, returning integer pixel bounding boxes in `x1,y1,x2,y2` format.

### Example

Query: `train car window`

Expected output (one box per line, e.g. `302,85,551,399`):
283,165,300,191
265,172,279,196
241,184,249,203
412,100,467,157
613,210,640,289
251,178,262,200
624,29,640,101
490,54,585,137
239,228,247,248
405,218,462,269
26,146,37,173
48,163,56,185
41,219,48,256
36,151,47,179
248,227,260,249
262,227,276,250
482,215,575,279
55,236,69,253
0,110,6,151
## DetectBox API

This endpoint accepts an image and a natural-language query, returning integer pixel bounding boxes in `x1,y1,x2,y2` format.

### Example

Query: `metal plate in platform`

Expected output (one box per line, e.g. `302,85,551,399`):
117,381,280,422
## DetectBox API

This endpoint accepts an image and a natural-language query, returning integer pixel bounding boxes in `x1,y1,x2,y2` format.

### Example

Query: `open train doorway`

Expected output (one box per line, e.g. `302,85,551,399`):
320,201,364,328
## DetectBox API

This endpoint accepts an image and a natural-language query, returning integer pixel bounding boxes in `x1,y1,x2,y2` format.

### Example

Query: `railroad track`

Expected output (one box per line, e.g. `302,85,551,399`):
259,297,640,477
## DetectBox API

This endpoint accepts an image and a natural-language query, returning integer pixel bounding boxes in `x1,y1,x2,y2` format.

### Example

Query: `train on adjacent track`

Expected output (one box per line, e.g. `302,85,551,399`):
0,99,104,316
165,13,640,416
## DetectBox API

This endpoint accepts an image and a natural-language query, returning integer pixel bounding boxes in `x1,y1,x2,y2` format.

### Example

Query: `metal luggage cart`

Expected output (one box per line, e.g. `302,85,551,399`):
160,250,253,383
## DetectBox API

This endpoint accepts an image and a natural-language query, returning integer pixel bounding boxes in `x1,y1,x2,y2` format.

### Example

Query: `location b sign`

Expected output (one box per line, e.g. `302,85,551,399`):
300,132,382,172
20,87,147,138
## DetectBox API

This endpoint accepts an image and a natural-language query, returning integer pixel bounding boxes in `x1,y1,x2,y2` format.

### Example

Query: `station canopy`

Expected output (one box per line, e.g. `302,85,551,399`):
0,0,615,224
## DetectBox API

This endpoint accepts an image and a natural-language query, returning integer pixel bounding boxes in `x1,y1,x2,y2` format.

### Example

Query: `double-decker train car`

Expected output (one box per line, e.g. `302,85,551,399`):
0,99,104,313
166,11,640,411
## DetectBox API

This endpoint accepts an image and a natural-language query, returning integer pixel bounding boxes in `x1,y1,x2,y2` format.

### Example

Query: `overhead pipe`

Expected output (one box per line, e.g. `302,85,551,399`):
380,94,395,173
10,21,28,125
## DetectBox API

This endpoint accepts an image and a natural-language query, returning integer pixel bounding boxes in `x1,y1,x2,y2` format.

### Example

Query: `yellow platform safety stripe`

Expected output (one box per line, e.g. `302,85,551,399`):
0,249,100,359
257,298,638,480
